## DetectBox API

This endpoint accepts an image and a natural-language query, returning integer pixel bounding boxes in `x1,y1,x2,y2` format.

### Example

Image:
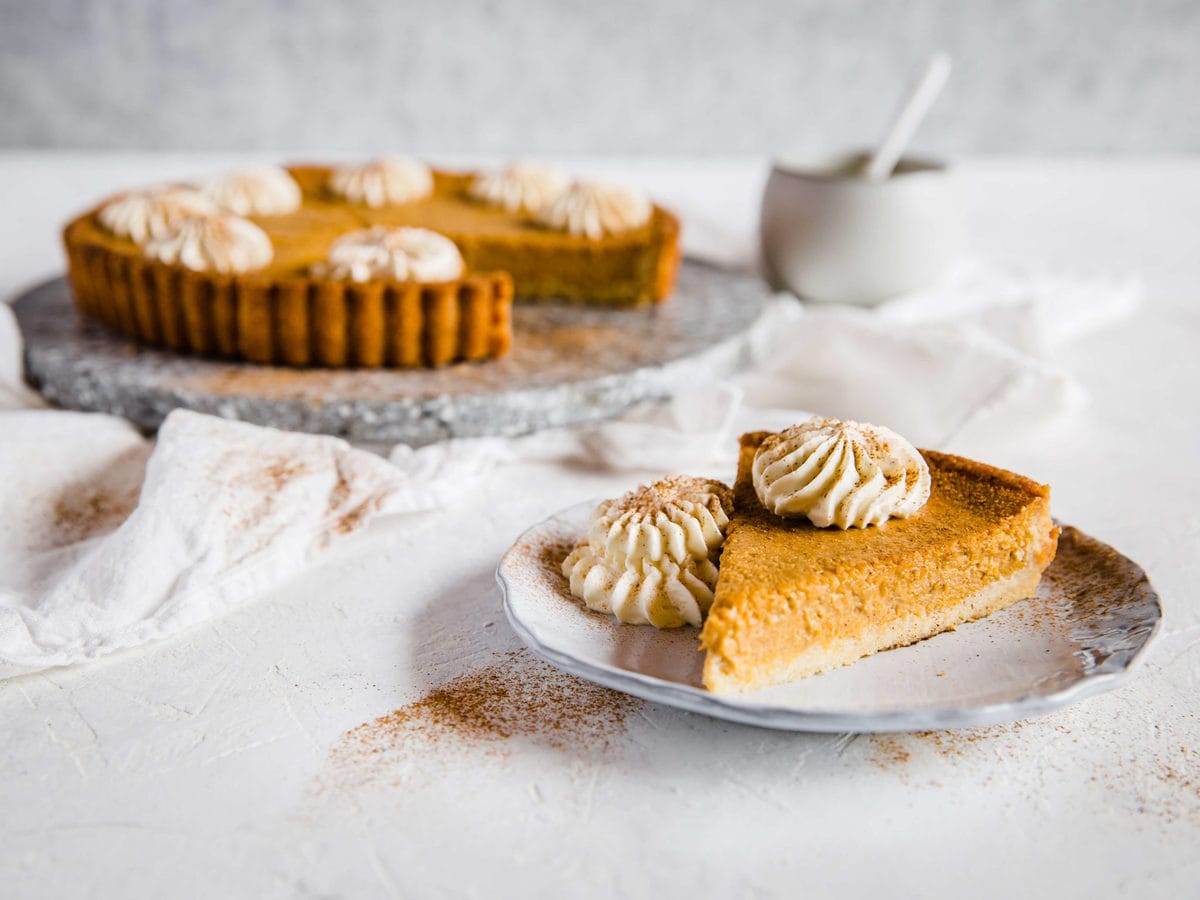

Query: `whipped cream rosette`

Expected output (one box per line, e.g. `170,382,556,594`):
312,226,464,282
752,417,930,529
536,180,651,238
199,166,302,216
142,214,273,274
328,156,434,207
98,188,220,243
562,476,732,628
469,161,570,215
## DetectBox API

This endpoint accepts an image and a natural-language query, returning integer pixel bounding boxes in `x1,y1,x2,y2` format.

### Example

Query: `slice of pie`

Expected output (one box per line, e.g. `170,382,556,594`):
699,431,1060,693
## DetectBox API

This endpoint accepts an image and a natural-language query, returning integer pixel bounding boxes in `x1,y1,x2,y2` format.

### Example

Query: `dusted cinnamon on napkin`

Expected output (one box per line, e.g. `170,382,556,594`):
0,409,477,678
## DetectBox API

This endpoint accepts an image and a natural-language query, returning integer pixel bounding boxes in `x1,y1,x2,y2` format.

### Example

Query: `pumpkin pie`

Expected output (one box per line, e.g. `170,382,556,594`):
698,431,1060,693
61,159,681,368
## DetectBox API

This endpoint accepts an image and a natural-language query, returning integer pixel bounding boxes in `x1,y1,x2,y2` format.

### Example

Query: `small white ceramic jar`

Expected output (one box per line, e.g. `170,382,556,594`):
760,151,962,306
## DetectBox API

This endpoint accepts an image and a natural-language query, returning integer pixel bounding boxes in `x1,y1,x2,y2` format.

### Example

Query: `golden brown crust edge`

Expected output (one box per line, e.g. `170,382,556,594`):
420,167,681,306
62,220,514,368
649,206,682,303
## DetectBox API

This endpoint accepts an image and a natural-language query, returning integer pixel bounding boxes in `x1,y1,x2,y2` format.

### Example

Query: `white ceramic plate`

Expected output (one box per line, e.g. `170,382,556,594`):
497,501,1161,732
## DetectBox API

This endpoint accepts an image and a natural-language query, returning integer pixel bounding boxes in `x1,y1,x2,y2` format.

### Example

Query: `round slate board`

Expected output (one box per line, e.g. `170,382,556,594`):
15,261,772,444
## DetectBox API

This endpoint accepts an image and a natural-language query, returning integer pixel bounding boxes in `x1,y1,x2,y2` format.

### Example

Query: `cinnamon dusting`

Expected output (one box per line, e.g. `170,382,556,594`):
537,536,579,580
613,475,732,519
51,484,139,545
324,650,640,789
233,458,310,532
260,459,309,493
325,466,379,536
868,715,1200,827
332,495,382,536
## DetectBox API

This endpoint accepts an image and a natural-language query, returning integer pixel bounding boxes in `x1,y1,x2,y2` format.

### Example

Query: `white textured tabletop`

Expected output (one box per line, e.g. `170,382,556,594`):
2,154,1199,899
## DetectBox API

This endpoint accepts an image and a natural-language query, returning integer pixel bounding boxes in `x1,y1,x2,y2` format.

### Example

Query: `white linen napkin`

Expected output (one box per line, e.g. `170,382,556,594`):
733,294,1083,452
735,259,1139,453
0,304,44,410
0,408,487,678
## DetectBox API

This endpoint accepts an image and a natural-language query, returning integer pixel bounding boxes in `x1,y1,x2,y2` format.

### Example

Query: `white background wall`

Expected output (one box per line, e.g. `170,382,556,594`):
2,0,1197,154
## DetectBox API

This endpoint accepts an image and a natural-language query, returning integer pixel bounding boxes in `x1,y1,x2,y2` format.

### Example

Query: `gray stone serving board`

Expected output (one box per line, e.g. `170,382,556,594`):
15,261,773,445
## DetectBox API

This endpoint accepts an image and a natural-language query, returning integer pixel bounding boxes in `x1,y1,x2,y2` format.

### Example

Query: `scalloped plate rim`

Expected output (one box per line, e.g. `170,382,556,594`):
496,500,1162,733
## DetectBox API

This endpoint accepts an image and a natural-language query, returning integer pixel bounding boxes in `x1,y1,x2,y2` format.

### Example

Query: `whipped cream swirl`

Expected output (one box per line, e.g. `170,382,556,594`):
328,156,433,207
143,214,273,274
535,180,652,238
314,226,464,282
199,166,302,216
752,417,930,529
98,188,220,243
469,160,570,215
562,476,732,628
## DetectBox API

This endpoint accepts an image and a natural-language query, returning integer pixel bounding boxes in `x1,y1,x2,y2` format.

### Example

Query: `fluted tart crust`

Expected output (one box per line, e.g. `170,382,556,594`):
64,240,512,367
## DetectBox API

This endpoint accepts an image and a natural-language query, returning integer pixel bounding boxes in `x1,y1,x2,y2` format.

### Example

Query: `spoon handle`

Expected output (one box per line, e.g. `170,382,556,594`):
865,52,952,183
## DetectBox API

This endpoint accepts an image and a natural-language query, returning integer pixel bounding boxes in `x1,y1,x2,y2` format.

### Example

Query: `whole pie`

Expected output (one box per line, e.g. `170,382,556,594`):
698,431,1060,693
62,158,681,368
